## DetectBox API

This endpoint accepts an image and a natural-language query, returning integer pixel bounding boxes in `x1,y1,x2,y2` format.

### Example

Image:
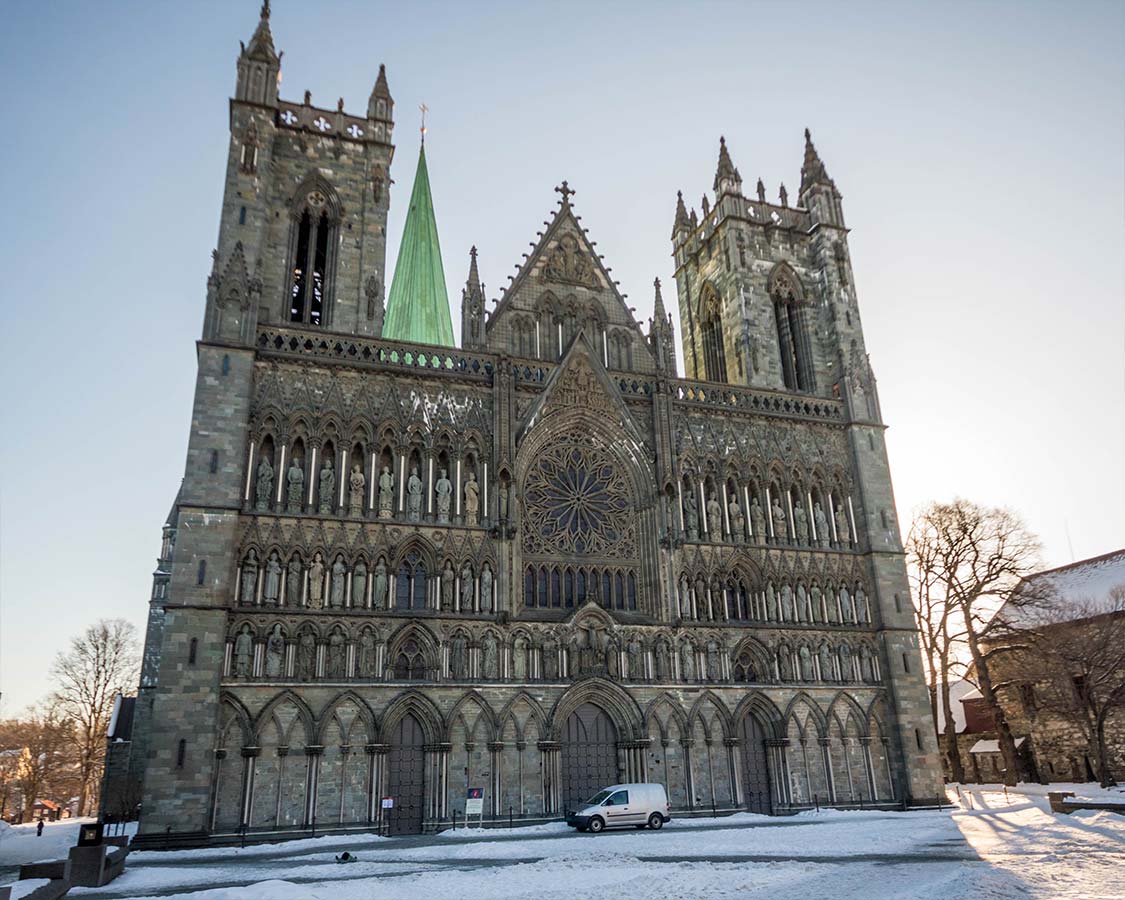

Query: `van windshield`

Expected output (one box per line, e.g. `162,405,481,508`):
586,790,611,805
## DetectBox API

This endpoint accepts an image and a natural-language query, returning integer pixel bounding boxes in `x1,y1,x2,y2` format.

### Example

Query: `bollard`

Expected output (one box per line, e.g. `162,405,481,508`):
240,823,247,849
453,810,458,831
312,815,317,837
814,794,819,812
1004,786,1009,804
509,807,513,829
711,798,716,817
165,825,172,851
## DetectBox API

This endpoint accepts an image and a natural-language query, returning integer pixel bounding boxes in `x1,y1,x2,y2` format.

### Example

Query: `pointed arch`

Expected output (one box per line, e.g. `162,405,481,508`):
783,691,828,739
730,692,784,740
496,691,549,739
549,677,644,741
379,689,444,745
315,690,377,745
827,692,870,737
643,692,689,738
687,690,735,739
252,689,316,745
697,281,727,383
445,690,498,743
217,693,253,748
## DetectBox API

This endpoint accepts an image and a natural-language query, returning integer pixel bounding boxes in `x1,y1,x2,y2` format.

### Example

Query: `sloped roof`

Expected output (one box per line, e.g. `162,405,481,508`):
383,144,454,347
1004,549,1125,627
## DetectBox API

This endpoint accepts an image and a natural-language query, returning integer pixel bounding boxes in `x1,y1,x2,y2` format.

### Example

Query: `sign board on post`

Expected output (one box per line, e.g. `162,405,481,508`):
381,797,394,809
465,787,484,819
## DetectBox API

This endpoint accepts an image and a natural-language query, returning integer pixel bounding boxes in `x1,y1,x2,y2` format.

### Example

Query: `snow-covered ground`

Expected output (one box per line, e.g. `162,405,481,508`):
10,785,1124,899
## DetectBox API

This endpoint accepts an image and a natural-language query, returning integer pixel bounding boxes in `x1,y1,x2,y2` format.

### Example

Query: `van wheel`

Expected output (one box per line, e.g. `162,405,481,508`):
588,816,605,834
648,813,664,830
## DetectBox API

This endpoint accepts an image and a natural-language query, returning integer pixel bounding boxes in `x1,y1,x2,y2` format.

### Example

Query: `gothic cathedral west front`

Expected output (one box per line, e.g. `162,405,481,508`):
130,4,943,845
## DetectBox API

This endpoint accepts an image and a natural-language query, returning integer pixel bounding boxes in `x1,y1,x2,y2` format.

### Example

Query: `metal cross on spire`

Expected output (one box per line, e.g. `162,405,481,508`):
419,103,429,142
555,180,575,205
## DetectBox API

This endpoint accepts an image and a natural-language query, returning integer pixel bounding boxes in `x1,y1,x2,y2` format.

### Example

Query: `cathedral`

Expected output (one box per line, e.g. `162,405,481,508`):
130,3,942,845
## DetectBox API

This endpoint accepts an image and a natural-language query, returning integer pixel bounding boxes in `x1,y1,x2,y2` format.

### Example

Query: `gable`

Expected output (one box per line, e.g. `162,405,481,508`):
485,191,655,373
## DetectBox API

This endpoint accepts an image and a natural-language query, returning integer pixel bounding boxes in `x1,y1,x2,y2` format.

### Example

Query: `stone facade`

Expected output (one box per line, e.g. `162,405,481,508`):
131,6,942,845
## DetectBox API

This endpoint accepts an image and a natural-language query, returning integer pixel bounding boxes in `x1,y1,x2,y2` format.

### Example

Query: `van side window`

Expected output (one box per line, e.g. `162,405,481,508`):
605,790,629,806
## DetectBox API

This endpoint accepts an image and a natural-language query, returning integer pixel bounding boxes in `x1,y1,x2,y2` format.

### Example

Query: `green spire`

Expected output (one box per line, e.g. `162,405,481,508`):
383,144,454,347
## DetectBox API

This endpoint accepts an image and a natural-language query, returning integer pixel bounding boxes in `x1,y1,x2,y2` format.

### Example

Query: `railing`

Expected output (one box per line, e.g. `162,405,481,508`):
256,327,495,380
672,380,844,422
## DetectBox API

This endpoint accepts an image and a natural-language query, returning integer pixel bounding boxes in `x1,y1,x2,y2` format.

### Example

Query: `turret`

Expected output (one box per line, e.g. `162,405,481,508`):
798,128,844,227
712,136,743,198
671,191,691,242
648,278,678,376
235,1,280,107
367,63,394,125
461,246,486,349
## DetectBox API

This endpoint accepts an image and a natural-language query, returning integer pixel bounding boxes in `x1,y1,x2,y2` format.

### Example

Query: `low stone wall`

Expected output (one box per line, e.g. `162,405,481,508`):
1047,791,1125,816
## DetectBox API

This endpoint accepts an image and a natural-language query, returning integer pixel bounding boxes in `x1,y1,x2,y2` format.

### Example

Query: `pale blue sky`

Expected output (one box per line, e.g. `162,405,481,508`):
1,1,1122,714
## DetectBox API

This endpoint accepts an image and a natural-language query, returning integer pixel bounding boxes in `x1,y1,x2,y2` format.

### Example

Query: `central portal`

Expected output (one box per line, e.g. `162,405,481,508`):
561,702,619,812
386,713,425,835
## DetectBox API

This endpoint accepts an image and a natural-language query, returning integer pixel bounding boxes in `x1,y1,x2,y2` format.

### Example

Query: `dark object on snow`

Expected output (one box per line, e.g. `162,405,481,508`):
335,852,356,863
37,820,45,837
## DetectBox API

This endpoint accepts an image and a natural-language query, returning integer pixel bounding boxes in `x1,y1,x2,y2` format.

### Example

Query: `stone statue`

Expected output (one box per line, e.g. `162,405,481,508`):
695,575,708,620
771,498,788,542
655,641,670,680
814,502,830,548
326,629,346,679
498,483,509,521
605,639,620,679
706,492,723,541
839,644,853,681
835,505,851,545
482,635,498,679
706,640,720,680
234,625,253,677
286,556,302,606
407,466,423,521
766,583,778,621
255,456,274,511
329,555,346,608
378,465,394,518
435,468,452,523
318,458,335,514
308,553,324,608
684,492,699,541
451,634,468,680
856,588,868,624
860,645,875,682
778,647,793,681
680,641,695,681
441,562,455,612
358,630,376,678
781,584,794,622
297,631,316,680
513,637,528,680
728,495,745,542
627,638,643,680
826,586,839,624
799,645,814,681
265,624,285,678
811,586,824,623
373,559,387,610
353,561,367,607
348,463,365,516
463,471,479,525
480,565,493,613
712,583,725,621
678,574,690,619
286,457,304,513
819,643,834,681
263,552,282,605
841,588,854,623
794,503,809,546
460,564,474,610
543,636,559,680
796,585,808,622
750,497,766,544
240,550,259,605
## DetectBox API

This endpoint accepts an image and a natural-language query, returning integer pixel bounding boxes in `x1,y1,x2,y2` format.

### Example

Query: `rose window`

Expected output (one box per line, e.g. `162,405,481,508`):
522,441,634,558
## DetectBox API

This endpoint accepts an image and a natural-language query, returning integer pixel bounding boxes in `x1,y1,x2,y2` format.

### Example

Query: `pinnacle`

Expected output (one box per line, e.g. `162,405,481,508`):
244,0,278,62
713,134,739,193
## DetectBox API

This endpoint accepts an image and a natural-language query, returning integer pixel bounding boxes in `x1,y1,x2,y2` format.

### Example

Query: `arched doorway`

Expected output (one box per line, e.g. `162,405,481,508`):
386,713,425,834
561,703,619,812
741,713,773,814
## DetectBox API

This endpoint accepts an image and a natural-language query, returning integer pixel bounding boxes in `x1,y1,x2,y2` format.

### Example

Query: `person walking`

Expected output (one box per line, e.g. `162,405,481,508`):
37,819,44,837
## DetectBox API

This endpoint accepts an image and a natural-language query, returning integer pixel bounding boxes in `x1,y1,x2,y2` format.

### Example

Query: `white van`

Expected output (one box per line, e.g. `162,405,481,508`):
565,783,671,833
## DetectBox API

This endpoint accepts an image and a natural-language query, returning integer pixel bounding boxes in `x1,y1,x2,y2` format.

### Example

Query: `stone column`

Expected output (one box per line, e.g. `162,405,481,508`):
819,737,836,803
304,745,324,827
724,737,741,806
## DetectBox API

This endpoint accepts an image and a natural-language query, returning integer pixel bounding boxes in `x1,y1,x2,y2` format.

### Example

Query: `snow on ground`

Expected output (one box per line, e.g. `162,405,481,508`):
47,785,1125,900
0,818,99,868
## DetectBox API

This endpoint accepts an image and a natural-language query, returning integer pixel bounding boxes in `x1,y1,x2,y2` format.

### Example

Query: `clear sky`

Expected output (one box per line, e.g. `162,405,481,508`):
1,1,1122,715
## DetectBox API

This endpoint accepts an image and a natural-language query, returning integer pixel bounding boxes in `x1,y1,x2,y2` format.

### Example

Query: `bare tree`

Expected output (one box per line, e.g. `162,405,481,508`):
49,619,140,815
909,500,1042,786
1022,587,1125,787
907,518,969,783
15,706,75,817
